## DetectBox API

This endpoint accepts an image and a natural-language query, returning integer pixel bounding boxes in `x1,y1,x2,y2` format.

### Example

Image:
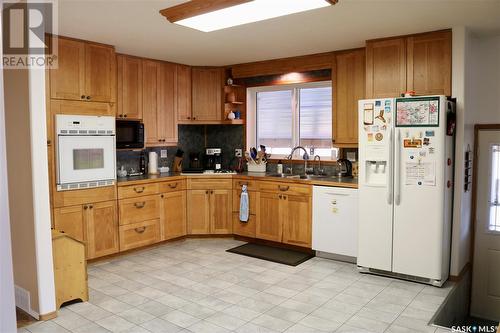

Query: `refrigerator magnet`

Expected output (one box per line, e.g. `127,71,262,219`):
367,133,374,141
425,130,435,137
403,139,422,148
375,133,383,141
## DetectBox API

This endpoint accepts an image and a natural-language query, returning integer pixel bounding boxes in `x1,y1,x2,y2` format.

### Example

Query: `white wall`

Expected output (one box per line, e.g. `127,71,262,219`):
0,25,17,333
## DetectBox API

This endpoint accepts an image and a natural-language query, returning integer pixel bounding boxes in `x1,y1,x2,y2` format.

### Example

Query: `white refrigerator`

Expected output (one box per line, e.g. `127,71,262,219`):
357,96,455,287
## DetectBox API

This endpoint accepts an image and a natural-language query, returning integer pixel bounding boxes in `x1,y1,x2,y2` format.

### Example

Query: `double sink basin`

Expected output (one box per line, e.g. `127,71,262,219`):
267,173,353,181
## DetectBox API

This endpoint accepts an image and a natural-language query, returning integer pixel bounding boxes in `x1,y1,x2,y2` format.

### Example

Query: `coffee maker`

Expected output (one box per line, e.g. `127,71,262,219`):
204,148,222,171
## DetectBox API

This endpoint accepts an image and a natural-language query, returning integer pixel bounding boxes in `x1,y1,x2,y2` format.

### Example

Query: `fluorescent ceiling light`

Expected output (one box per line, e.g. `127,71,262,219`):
175,0,331,32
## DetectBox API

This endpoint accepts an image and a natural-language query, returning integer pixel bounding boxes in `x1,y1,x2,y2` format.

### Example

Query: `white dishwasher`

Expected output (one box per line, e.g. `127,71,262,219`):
312,186,359,259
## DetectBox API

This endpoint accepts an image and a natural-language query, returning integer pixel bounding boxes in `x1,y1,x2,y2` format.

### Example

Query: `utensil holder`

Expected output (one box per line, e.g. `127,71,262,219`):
247,162,267,173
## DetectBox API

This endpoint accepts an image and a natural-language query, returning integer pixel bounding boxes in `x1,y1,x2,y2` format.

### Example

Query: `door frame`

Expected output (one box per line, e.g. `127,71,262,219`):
469,124,500,314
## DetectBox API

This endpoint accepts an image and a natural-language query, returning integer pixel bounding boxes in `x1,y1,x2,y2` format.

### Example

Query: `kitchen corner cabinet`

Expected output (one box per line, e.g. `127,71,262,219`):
175,64,192,122
366,30,451,98
187,189,232,234
333,49,365,146
53,200,119,259
191,67,223,121
117,55,143,119
50,37,116,103
142,60,178,146
160,191,187,240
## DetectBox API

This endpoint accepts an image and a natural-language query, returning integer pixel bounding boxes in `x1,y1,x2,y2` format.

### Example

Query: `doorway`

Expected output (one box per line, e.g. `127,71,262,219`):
471,126,500,321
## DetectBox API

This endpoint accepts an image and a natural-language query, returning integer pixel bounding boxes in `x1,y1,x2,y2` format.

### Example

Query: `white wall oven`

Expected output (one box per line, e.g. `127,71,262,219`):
56,115,116,191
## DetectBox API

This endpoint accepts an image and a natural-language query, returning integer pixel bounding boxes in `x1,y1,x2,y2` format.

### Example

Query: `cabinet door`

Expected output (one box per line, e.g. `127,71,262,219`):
161,191,187,240
334,49,365,145
142,60,161,145
210,189,232,234
84,43,116,103
187,190,210,234
407,31,452,96
117,55,142,119
158,63,177,144
86,200,119,259
191,68,222,121
176,64,192,121
282,195,312,248
366,38,406,98
53,205,85,242
256,192,282,242
50,38,85,101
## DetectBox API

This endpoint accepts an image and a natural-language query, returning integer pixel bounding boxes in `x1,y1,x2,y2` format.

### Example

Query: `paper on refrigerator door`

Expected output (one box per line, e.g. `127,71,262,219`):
405,161,436,186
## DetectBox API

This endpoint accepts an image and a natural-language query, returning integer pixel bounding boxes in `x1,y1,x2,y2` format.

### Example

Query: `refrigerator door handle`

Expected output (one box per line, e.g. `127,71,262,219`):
387,128,393,205
395,128,401,205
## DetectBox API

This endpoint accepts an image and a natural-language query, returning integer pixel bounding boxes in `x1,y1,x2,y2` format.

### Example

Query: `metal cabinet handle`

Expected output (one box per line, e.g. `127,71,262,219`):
86,96,91,100
83,205,88,210
168,183,178,189
211,190,214,194
278,185,290,191
89,205,93,209
205,190,209,194
81,95,85,99
279,194,282,199
134,227,146,233
124,114,127,118
160,194,164,198
134,187,145,193
47,140,51,145
134,202,146,208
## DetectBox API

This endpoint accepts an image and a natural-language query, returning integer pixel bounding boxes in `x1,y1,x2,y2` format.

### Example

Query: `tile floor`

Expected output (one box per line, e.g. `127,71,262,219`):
20,238,454,333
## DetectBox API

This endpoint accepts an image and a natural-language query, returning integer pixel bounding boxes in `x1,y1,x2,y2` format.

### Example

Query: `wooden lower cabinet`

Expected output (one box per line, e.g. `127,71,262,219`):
256,192,283,242
161,191,187,240
282,195,312,247
53,200,119,259
187,189,232,234
86,201,119,259
233,213,256,238
187,190,210,234
119,194,160,225
119,219,160,251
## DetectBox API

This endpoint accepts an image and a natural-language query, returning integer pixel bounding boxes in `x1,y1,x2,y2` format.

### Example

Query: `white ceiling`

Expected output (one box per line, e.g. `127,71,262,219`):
58,0,500,66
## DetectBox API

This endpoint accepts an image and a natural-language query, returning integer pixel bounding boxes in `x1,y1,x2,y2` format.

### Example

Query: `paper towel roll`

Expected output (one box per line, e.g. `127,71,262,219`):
148,152,158,174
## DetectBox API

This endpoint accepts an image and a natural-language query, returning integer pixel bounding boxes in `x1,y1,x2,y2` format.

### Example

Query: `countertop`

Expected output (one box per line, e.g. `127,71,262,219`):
117,172,358,188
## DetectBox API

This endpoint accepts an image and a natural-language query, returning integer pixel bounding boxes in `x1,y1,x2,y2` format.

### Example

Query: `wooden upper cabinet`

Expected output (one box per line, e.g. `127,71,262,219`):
334,49,365,146
142,60,160,145
407,30,452,96
50,38,85,101
191,67,223,121
86,200,119,259
159,62,177,144
176,64,192,121
366,38,406,99
85,43,116,103
50,36,116,103
117,55,143,119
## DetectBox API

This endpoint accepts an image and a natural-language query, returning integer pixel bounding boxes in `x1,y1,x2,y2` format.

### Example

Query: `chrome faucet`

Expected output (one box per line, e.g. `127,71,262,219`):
313,155,323,175
286,146,309,175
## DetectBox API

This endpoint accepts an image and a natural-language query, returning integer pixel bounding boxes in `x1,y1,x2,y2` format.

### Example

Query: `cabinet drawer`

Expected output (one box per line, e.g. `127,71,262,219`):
233,213,256,238
119,195,160,225
159,179,186,193
258,181,312,196
232,190,256,214
233,179,257,191
119,219,160,251
118,183,159,199
187,178,232,190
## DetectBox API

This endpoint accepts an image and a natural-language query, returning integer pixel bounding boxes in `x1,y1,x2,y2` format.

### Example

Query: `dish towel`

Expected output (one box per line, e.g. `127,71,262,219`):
239,185,249,223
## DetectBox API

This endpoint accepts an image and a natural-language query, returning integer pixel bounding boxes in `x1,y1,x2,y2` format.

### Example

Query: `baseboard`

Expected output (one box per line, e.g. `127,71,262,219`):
449,262,471,282
39,311,57,321
316,251,356,264
15,285,39,320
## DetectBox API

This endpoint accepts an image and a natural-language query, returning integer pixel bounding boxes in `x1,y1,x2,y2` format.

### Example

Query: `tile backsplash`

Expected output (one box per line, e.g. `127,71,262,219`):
116,125,245,175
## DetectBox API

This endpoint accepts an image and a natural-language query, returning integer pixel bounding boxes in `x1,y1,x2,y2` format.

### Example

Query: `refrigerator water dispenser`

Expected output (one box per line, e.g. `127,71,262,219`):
365,161,387,185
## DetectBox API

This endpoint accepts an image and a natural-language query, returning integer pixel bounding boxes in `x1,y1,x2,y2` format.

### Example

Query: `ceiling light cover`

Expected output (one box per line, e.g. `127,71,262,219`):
175,0,331,32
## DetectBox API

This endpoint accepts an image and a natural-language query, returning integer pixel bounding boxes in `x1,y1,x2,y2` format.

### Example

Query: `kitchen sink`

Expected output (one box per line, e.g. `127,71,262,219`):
267,173,328,180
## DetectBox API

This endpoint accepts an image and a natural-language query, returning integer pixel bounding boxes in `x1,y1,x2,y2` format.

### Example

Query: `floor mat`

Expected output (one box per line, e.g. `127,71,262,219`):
227,243,314,266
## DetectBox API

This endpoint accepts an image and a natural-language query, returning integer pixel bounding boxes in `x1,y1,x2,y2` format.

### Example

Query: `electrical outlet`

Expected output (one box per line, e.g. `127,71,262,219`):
160,150,168,158
235,149,242,157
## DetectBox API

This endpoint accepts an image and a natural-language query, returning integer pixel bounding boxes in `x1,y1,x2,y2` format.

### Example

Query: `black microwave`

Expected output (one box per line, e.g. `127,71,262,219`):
116,120,144,149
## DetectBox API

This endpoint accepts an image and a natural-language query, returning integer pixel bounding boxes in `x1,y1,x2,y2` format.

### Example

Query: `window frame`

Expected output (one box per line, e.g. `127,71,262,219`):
246,80,335,160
